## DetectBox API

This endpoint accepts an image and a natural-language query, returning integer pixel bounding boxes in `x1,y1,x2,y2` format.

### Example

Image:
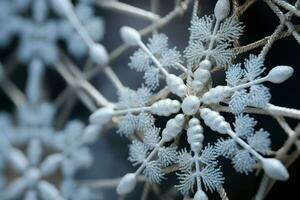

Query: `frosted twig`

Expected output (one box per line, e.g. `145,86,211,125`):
211,104,300,120
218,187,230,200
271,0,300,18
0,79,26,108
96,0,160,21
83,176,147,189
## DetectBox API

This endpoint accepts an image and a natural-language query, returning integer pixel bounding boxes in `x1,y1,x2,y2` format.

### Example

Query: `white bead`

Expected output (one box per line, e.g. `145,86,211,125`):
200,108,230,134
199,60,212,70
162,114,185,142
40,154,63,176
194,190,208,200
202,86,232,104
191,81,204,93
181,96,201,115
214,0,231,21
192,68,211,93
120,26,141,46
89,107,114,125
89,43,109,65
51,0,72,15
150,99,181,116
267,66,294,84
82,124,102,144
38,181,64,200
166,74,187,97
187,118,204,153
116,173,137,195
261,158,289,181
25,168,41,185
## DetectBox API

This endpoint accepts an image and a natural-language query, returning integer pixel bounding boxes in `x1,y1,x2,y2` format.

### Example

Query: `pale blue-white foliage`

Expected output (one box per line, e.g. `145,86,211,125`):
117,112,155,137
116,86,154,137
226,55,271,114
61,177,100,200
215,115,271,174
118,86,152,108
0,0,105,65
176,145,224,194
185,14,243,67
0,73,97,200
129,34,182,89
53,120,94,177
59,3,105,58
17,19,60,65
0,1,19,47
128,125,178,183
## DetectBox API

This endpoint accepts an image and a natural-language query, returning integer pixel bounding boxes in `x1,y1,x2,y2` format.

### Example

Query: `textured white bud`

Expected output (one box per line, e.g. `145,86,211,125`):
261,158,289,181
194,68,211,84
267,66,294,84
194,190,208,200
162,114,185,142
199,59,212,70
89,107,114,125
166,74,187,97
181,96,201,115
187,118,204,153
200,108,230,134
202,86,232,104
38,181,64,200
8,149,29,173
214,0,231,21
82,124,102,144
151,99,180,116
5,177,28,199
89,43,109,65
51,0,72,15
120,26,141,46
192,68,211,93
116,173,137,195
40,154,63,176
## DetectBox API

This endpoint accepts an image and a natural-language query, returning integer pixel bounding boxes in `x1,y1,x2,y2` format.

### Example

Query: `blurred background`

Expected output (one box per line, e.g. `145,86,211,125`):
0,0,300,199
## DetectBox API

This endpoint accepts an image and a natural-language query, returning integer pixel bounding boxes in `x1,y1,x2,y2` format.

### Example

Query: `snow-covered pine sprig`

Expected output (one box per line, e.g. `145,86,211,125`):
53,0,108,65
176,118,224,200
201,55,294,114
128,33,182,90
89,96,181,138
184,0,243,69
215,114,271,174
116,114,185,195
0,59,98,200
120,26,187,97
200,108,289,181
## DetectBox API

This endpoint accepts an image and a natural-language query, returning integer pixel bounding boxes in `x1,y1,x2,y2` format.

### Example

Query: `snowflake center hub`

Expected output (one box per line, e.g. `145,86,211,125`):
25,167,41,185
181,96,201,115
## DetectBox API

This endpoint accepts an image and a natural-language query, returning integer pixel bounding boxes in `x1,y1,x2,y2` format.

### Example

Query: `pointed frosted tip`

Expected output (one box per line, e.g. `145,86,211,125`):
262,158,289,181
89,43,109,65
267,66,294,84
89,107,114,125
120,26,141,46
214,0,231,21
194,190,208,200
116,173,137,195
